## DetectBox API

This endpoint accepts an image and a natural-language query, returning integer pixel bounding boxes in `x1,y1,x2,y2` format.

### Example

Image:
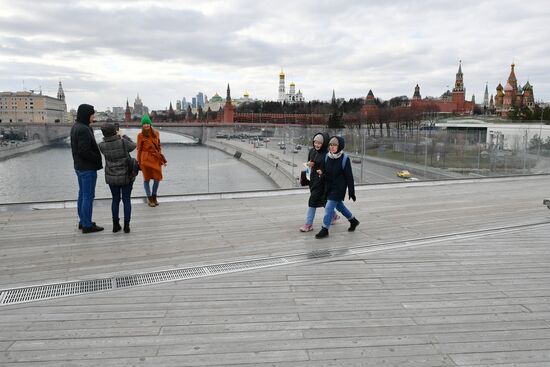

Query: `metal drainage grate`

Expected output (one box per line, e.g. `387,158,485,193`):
0,279,112,305
116,267,208,288
0,257,301,306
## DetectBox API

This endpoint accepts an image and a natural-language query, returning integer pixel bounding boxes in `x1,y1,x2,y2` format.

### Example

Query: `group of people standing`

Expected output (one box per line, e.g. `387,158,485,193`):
300,132,360,239
70,103,358,238
70,104,166,234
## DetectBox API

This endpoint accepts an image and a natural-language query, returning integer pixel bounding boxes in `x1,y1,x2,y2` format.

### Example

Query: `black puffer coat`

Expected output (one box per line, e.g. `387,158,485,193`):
307,132,330,207
324,136,355,201
98,135,137,186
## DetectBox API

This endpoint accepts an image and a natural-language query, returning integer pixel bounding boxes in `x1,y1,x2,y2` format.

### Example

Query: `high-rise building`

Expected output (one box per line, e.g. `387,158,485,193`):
0,82,67,123
196,92,204,108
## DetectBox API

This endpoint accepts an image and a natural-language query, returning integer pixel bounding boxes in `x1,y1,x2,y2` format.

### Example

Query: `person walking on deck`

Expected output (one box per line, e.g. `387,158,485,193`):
299,132,339,232
137,115,166,207
315,136,359,239
70,104,104,233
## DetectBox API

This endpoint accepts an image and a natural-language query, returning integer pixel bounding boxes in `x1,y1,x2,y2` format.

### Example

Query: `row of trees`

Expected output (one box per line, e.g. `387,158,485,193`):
508,105,550,121
529,134,550,151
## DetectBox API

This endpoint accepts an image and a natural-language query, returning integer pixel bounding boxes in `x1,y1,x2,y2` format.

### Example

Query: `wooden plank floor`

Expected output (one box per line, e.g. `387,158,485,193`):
0,176,549,366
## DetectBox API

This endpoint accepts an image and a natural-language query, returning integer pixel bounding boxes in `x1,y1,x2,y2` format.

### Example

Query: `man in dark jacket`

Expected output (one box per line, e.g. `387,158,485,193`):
70,104,104,233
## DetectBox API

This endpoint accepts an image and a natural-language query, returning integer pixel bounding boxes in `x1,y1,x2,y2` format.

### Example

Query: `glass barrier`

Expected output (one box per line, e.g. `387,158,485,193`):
0,121,549,204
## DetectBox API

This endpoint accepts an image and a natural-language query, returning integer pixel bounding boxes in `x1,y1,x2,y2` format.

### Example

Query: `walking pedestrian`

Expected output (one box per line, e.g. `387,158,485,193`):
137,114,166,207
315,136,359,239
98,123,136,233
300,132,333,232
70,103,104,233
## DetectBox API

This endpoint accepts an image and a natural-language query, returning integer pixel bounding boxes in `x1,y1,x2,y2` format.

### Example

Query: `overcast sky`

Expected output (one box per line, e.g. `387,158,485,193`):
1,0,549,111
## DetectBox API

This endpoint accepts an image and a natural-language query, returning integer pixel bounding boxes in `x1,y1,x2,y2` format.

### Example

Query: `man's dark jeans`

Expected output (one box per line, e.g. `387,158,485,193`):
75,169,97,228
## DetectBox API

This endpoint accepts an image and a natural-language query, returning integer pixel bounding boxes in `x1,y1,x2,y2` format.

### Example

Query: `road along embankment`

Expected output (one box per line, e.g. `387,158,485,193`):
205,139,296,188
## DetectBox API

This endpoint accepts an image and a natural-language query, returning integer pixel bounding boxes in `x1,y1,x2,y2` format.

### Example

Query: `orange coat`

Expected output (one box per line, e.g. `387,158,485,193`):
137,130,165,181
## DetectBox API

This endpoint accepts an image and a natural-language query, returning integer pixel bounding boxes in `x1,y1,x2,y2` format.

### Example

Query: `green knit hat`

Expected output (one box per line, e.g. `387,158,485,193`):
141,114,152,126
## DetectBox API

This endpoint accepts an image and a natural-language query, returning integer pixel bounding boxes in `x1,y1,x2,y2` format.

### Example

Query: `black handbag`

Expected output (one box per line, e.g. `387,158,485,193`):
127,157,140,178
122,139,140,178
300,170,310,186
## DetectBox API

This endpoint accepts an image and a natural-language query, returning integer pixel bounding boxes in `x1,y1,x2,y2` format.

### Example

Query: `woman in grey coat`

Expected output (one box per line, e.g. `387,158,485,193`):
98,123,137,233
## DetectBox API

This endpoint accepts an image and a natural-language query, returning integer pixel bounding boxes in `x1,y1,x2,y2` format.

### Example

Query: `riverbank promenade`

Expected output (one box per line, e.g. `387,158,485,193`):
1,176,550,366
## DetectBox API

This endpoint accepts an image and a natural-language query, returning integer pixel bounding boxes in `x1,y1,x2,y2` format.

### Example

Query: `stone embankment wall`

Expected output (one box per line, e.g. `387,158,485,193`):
0,140,45,161
205,140,296,188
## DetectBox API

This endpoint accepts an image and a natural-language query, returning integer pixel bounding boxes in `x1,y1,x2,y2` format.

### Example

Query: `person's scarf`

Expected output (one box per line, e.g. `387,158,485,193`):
328,151,343,159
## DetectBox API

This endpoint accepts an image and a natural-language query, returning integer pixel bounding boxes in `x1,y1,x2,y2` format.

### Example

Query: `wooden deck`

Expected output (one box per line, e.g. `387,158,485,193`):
0,176,550,366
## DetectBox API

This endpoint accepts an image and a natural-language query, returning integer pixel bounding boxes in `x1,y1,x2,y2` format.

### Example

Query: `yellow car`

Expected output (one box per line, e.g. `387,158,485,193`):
396,169,411,179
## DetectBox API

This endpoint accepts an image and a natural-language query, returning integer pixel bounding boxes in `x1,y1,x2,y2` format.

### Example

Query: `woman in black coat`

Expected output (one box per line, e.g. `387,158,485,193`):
315,136,360,239
299,132,331,232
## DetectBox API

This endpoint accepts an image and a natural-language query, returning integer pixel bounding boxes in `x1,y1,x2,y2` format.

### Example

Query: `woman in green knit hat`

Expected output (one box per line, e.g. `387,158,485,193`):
137,114,167,207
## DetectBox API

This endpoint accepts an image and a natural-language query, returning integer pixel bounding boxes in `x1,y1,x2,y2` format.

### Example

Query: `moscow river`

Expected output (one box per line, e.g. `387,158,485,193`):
0,129,276,204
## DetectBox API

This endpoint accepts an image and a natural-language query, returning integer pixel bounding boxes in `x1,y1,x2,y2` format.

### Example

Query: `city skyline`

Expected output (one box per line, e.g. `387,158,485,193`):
1,0,549,111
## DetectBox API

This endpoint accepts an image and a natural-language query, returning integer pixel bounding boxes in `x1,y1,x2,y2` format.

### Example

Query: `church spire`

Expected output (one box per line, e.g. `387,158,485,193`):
483,82,489,108
226,83,232,103
331,89,336,104
507,63,518,90
57,81,65,100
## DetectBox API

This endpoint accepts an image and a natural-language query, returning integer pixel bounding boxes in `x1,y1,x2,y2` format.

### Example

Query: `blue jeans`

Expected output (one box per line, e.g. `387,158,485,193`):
306,207,337,226
75,170,97,228
109,183,133,222
144,180,159,197
322,200,353,229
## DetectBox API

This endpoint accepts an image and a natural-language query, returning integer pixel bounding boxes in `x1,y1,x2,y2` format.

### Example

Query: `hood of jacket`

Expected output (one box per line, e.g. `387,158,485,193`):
329,136,345,154
312,132,330,153
76,104,95,125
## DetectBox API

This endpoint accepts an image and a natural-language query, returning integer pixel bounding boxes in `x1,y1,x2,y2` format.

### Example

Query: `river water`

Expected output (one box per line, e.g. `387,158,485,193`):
0,129,276,204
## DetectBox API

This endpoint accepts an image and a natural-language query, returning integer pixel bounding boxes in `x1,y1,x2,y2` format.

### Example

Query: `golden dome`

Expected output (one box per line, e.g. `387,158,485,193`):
243,90,249,97
279,69,285,78
290,81,295,86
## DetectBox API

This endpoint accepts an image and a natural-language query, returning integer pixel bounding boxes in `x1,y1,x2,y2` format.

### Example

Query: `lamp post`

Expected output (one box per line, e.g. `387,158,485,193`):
403,133,407,169
537,100,544,162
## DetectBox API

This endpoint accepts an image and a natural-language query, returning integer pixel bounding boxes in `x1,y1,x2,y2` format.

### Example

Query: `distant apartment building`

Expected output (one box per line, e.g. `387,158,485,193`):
111,106,125,120
0,82,67,123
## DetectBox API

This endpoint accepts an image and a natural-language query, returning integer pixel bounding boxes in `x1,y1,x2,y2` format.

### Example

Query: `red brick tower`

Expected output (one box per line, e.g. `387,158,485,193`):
223,84,235,123
451,61,465,113
124,99,131,122
361,89,379,122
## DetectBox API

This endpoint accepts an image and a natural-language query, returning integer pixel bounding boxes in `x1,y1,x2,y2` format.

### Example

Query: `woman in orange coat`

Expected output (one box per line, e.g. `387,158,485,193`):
137,115,167,207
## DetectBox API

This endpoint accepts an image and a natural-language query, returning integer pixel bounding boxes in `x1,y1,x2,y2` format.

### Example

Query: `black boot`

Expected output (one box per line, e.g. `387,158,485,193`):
82,223,104,234
78,222,95,230
348,217,360,232
315,227,329,239
113,219,121,233
124,221,130,233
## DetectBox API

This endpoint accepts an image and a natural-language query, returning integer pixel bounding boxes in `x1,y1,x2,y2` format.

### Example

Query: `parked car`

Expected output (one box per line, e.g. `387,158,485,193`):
396,169,411,179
